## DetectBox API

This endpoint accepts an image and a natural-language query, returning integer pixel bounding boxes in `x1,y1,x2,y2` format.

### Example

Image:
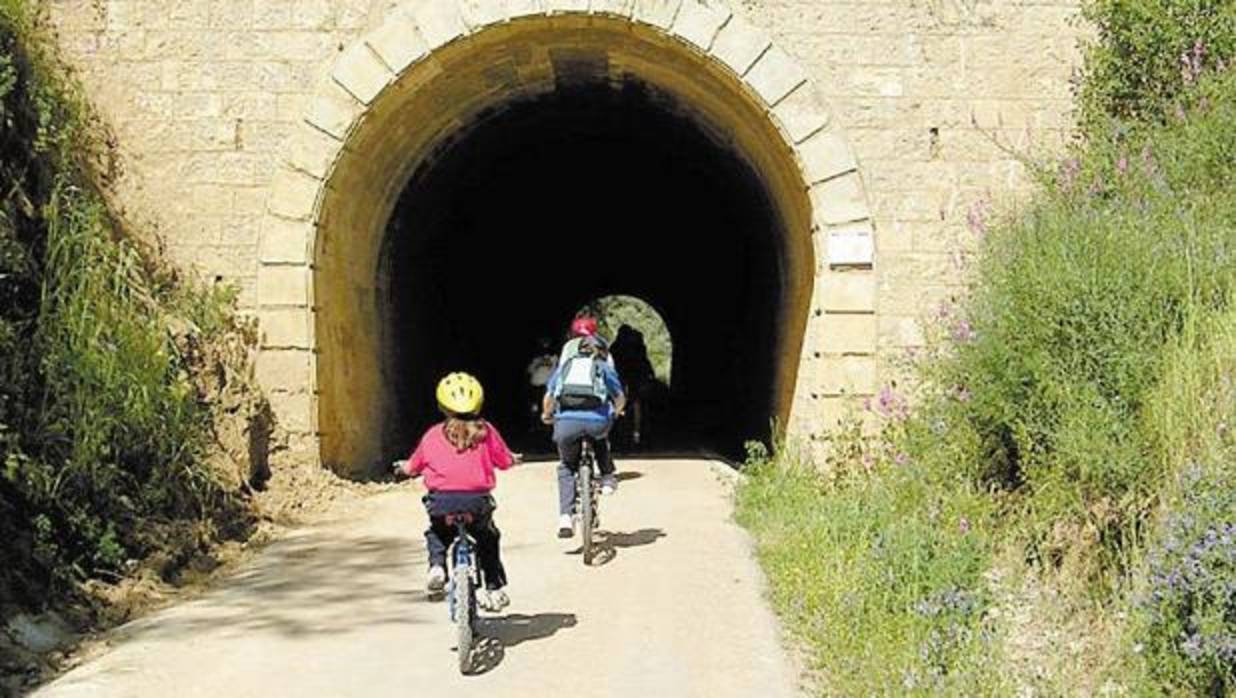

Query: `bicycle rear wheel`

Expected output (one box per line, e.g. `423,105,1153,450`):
579,441,596,565
454,564,474,673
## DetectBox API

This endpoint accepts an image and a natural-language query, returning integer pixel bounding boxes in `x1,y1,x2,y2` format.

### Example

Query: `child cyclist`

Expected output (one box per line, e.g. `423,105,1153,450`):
396,372,517,611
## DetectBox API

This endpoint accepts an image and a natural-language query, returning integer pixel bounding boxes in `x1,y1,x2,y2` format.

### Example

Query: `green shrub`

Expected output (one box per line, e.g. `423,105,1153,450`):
0,0,252,601
1122,309,1236,694
736,437,1002,694
913,69,1236,575
1078,0,1236,131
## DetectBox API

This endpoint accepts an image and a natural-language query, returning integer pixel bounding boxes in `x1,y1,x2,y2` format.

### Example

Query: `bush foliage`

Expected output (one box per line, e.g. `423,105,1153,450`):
740,8,1236,693
0,0,252,608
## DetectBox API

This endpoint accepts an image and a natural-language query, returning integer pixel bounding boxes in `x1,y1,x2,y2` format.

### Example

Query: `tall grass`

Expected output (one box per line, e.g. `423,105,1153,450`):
0,0,251,603
737,68,1236,695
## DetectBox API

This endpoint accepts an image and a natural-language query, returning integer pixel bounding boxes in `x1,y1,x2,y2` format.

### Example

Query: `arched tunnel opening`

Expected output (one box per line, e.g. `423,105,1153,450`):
378,82,786,460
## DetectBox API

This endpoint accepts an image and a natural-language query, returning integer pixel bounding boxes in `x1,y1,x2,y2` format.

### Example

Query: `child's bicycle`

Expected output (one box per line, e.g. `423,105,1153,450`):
575,438,602,565
443,510,483,674
390,461,487,675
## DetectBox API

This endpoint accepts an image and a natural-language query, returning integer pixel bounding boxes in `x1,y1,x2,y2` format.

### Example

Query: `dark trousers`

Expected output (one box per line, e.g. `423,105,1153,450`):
552,419,614,516
423,491,507,590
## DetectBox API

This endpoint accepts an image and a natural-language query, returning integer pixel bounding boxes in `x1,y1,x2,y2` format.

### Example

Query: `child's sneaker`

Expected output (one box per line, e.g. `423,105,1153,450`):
481,589,510,612
426,565,446,592
601,475,618,496
557,514,574,539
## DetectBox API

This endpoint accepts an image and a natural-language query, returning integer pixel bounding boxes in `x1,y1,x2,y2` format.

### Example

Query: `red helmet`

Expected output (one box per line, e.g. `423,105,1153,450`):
571,316,599,337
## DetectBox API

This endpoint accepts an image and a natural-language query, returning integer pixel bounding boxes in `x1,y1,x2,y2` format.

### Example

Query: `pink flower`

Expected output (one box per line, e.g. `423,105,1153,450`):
966,200,989,237
959,517,971,534
1180,40,1206,84
894,451,909,466
874,385,910,421
954,385,972,403
1116,155,1129,175
951,318,976,344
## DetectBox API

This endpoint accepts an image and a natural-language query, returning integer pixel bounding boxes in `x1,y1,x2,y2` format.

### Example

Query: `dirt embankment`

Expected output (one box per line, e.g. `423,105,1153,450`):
1,317,387,694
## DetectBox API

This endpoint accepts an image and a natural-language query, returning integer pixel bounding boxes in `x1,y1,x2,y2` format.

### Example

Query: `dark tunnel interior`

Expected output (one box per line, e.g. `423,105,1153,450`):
378,81,789,459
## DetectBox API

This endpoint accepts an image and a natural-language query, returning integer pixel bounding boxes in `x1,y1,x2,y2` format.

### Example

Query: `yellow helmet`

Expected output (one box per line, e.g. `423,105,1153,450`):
436,372,484,416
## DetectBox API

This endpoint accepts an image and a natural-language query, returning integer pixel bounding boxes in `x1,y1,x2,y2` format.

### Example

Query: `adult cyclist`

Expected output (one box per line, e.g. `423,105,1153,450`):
541,334,625,539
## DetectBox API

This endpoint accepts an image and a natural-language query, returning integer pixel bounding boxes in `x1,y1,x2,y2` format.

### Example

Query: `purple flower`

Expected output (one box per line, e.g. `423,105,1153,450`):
951,318,976,344
874,385,910,421
966,200,989,237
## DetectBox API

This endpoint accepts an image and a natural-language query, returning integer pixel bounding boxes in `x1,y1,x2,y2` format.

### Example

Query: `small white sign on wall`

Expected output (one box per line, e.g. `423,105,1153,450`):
828,230,875,268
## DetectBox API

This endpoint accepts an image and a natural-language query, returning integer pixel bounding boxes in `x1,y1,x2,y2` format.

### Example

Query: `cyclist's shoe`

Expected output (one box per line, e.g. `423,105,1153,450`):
601,475,618,496
557,514,574,539
426,565,446,592
481,589,510,612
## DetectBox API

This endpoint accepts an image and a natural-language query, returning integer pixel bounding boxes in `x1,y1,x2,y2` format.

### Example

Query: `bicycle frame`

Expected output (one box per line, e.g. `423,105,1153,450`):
446,516,479,623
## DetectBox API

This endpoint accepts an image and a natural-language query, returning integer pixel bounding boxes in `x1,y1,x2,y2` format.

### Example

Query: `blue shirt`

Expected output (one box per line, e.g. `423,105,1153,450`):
546,360,624,423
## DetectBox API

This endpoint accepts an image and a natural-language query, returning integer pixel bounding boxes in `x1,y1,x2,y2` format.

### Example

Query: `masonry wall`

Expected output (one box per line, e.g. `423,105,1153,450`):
46,0,1082,451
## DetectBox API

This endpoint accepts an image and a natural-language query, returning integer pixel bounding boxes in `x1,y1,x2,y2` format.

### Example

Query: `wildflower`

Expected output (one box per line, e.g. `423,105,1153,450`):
966,200,989,237
894,451,909,466
1116,155,1129,175
951,318,976,343
874,385,910,421
959,517,971,534
954,385,972,403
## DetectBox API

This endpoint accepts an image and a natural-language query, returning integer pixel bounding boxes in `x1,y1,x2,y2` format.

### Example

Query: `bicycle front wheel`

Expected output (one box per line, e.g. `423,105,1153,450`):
454,565,474,674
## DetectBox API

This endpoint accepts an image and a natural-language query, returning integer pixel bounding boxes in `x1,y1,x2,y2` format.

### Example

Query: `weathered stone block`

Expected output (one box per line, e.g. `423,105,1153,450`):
745,45,806,106
267,169,321,221
284,125,342,180
407,0,468,49
271,391,314,433
458,0,508,28
503,0,545,19
332,41,393,105
256,349,312,394
810,174,870,227
709,15,769,75
771,83,830,144
798,129,857,184
259,217,313,264
631,0,681,29
257,265,310,307
818,355,878,396
366,10,428,75
669,1,728,51
591,0,632,17
544,0,589,13
306,86,363,140
821,271,877,313
821,315,877,355
260,308,311,349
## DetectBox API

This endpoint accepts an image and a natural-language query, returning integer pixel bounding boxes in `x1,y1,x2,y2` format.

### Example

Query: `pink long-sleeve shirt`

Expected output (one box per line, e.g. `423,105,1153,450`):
401,421,514,492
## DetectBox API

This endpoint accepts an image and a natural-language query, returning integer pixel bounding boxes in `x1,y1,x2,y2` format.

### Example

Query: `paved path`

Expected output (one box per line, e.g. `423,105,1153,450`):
36,459,799,698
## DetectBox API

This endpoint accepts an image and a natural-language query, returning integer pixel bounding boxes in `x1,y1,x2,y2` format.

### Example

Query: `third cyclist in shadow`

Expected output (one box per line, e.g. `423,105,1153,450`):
609,324,657,450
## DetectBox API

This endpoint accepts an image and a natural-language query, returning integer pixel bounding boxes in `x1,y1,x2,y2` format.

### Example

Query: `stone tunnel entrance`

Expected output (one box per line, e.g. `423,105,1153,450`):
301,13,839,476
382,82,782,456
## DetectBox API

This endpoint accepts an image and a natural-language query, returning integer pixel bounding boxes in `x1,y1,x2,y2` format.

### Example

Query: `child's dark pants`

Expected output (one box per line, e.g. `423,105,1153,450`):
423,491,507,590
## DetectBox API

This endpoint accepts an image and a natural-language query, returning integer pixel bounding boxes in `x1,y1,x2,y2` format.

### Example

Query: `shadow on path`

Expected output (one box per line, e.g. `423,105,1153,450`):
466,612,578,676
